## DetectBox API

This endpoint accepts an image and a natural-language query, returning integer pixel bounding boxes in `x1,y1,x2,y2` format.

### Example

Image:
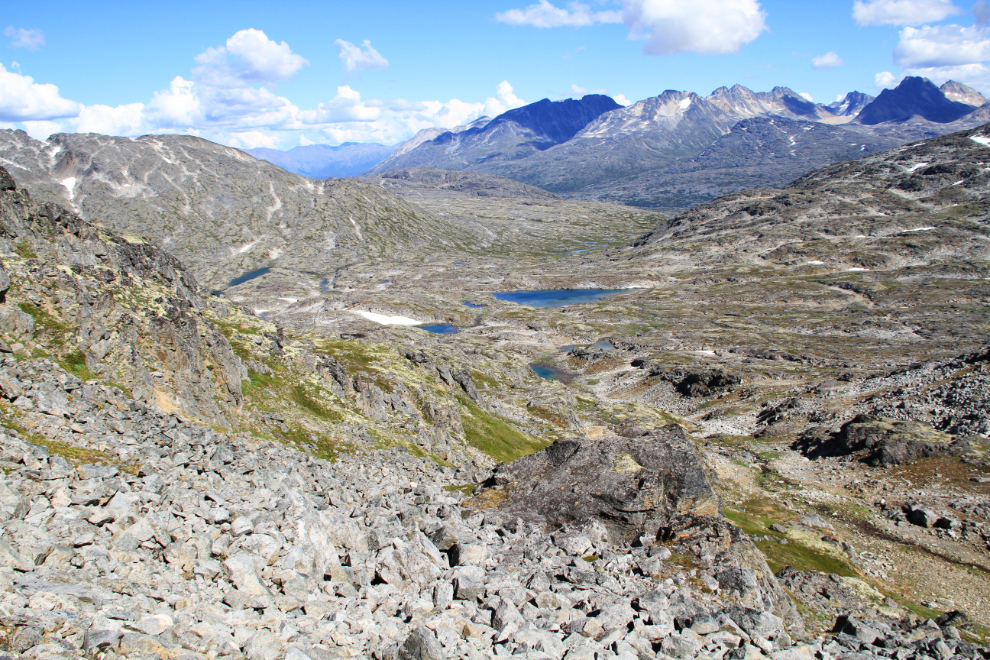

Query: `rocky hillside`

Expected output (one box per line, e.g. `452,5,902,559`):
0,130,476,294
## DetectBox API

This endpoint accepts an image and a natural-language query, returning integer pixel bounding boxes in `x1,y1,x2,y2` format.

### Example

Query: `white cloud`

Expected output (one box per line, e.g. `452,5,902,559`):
224,131,280,149
799,92,814,102
571,83,589,96
335,39,388,74
4,26,45,50
69,103,146,135
811,52,845,69
193,29,308,85
853,0,961,26
495,0,622,27
875,70,899,88
894,24,990,67
298,86,380,123
0,63,80,121
622,0,767,56
614,93,631,105
900,62,990,94
21,120,62,140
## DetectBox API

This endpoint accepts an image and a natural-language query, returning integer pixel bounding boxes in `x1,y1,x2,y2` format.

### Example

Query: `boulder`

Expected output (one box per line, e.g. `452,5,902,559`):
475,425,717,542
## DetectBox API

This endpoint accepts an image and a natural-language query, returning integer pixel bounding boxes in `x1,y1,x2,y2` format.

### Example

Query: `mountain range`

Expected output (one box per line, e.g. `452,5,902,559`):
367,77,988,212
244,142,396,179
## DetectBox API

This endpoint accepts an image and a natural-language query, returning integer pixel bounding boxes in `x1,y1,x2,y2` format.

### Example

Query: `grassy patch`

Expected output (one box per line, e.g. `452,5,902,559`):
14,241,37,260
18,302,74,349
459,396,549,463
59,349,95,381
444,483,476,496
289,383,344,421
724,501,859,577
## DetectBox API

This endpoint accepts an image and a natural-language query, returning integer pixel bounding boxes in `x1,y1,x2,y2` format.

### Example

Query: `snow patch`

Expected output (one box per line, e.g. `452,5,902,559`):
806,260,825,265
970,135,990,147
906,162,928,172
678,97,691,111
350,218,363,241
351,310,422,326
237,240,259,254
847,267,870,272
61,177,76,200
952,180,964,186
903,226,935,232
278,298,298,303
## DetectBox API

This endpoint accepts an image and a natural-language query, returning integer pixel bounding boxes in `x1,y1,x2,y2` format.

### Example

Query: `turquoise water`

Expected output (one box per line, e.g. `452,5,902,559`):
228,266,271,287
530,363,576,382
493,289,631,307
420,324,459,335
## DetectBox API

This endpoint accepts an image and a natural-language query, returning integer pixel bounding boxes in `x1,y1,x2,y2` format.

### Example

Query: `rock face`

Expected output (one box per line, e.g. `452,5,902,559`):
857,76,976,125
794,415,986,466
477,425,718,542
0,166,244,427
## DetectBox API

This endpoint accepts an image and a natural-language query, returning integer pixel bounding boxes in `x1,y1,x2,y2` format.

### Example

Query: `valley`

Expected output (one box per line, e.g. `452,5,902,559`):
0,76,989,660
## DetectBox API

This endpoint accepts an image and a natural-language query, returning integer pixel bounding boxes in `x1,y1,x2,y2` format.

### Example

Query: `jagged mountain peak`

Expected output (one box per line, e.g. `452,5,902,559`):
857,76,975,125
827,91,875,117
940,80,987,107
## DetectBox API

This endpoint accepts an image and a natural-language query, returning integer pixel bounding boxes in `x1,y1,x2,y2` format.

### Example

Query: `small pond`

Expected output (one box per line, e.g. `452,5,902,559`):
493,289,631,307
228,266,271,288
463,301,484,309
530,363,578,383
419,323,459,335
591,339,617,351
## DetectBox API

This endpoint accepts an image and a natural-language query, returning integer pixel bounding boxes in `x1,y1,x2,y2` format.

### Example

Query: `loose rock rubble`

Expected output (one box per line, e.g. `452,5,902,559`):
2,356,988,660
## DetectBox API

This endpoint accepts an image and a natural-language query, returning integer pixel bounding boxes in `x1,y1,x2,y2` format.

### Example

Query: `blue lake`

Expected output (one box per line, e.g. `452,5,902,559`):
463,301,484,309
228,266,271,288
530,363,577,383
420,324,459,335
493,289,631,307
591,339,617,351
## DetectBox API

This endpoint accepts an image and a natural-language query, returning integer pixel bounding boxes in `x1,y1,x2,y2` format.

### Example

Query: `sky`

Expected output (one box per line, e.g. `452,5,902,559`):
2,0,989,150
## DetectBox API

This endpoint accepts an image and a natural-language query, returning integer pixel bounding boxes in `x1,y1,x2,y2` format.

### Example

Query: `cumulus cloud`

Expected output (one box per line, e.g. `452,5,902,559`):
69,103,145,135
622,0,767,56
497,0,765,55
894,24,990,67
853,0,961,26
4,26,45,50
900,62,990,94
21,120,62,140
811,52,844,69
298,86,380,123
0,63,80,121
193,29,308,85
614,93,631,105
799,92,814,101
875,71,899,88
335,39,388,74
495,0,622,27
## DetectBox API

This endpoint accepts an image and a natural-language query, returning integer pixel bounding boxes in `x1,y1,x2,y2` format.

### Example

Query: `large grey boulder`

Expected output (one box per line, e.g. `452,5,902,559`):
476,425,717,542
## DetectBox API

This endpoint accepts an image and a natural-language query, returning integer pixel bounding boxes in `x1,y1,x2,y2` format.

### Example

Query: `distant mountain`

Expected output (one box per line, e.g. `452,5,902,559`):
857,77,975,125
826,91,875,118
367,77,983,211
245,142,395,179
369,95,620,173
940,80,987,107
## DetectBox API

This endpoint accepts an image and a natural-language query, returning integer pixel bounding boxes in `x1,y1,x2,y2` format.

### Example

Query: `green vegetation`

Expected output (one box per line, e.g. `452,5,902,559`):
18,302,74,349
458,396,549,463
13,241,36,260
59,349,95,381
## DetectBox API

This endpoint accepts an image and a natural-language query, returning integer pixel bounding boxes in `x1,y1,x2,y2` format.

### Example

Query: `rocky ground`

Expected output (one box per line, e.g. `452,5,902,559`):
0,122,989,659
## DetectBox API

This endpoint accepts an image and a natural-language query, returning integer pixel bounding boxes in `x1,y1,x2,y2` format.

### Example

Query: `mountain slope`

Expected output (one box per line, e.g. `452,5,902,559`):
0,130,475,295
369,95,620,173
857,77,976,125
245,142,395,179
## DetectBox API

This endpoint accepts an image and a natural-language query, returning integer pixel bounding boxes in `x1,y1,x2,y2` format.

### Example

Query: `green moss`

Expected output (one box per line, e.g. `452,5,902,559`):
14,241,36,260
290,383,344,421
18,302,74,349
444,483,476,495
458,396,550,463
59,349,95,381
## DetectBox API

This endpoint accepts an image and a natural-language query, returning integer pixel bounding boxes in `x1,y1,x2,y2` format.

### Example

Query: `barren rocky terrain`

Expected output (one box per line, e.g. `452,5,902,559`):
0,117,989,660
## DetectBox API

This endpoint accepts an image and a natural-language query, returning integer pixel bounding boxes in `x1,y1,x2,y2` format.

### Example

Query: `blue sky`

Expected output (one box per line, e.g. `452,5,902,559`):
2,0,987,149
